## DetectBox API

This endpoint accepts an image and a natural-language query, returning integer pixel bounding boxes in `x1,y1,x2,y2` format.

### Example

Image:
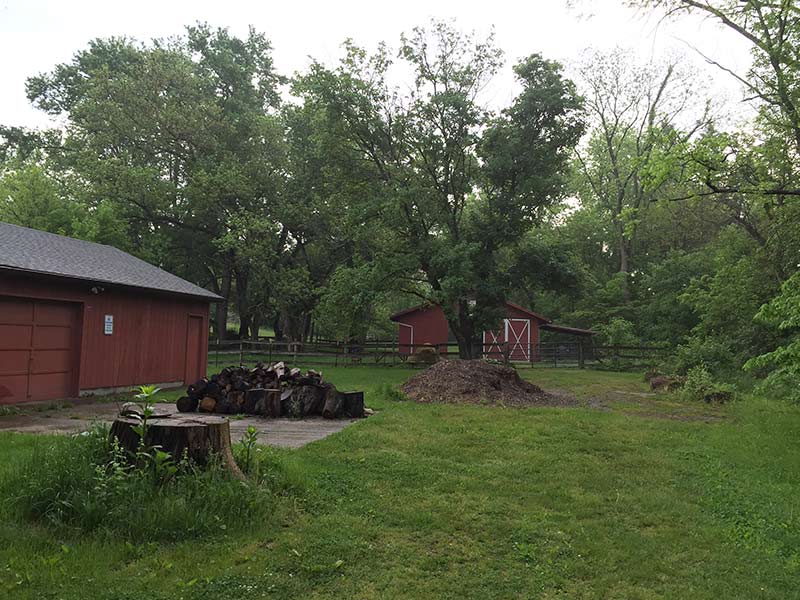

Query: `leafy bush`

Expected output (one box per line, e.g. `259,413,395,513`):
593,317,638,347
668,336,737,377
592,317,644,371
680,365,735,403
1,424,303,542
744,270,800,403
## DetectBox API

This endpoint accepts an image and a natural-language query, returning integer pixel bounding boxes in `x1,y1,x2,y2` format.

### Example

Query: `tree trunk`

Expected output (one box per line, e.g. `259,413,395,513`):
109,414,244,480
448,299,477,359
250,314,261,340
617,225,631,302
215,257,234,340
239,314,251,340
235,267,251,340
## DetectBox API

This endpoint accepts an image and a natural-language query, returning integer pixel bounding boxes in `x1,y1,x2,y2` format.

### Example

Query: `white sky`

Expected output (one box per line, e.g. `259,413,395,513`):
0,0,755,129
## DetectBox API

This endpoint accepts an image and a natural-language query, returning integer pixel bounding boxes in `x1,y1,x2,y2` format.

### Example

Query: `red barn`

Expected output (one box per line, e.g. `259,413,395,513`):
390,301,592,361
0,223,221,404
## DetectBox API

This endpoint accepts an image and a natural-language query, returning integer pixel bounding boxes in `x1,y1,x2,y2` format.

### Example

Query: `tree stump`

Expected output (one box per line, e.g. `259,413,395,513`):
109,414,244,480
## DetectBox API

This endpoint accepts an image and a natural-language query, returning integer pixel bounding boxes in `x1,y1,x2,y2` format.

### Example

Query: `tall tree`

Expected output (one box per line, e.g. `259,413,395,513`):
573,48,711,287
296,21,583,357
25,25,287,338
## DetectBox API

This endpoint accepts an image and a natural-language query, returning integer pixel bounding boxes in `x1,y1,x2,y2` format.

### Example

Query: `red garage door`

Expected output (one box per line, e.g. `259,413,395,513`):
0,297,80,404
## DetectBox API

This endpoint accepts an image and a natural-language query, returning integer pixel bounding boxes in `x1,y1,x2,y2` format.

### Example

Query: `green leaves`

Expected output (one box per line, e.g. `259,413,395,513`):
296,21,584,352
745,271,800,402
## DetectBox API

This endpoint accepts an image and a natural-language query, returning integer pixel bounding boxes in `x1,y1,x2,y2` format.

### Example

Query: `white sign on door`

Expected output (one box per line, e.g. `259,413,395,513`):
104,315,114,335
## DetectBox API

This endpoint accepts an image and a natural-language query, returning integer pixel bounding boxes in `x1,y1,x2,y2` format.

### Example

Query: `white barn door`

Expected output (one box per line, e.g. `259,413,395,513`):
505,319,530,362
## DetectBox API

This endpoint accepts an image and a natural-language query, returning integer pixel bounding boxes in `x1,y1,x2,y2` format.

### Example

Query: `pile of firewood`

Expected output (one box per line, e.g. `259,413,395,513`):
176,362,365,419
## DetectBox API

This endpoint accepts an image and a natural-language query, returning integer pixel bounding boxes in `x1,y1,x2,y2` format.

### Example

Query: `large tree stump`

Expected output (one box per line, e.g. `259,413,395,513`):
109,414,244,480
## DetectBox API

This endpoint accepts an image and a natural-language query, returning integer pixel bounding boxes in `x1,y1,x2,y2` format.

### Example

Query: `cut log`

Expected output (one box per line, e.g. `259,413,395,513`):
176,396,198,413
199,396,217,413
109,415,244,480
296,385,324,416
205,381,222,400
187,378,209,401
322,386,343,419
215,397,234,414
266,389,282,417
244,388,266,413
228,390,245,413
342,391,365,418
283,389,303,418
254,389,281,417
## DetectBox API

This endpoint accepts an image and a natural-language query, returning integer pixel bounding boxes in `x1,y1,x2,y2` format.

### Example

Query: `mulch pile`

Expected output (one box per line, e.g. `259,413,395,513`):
401,360,578,407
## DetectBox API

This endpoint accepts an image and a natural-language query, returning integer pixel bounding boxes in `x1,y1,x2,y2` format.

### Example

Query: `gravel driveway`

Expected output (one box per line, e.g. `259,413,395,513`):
0,398,362,448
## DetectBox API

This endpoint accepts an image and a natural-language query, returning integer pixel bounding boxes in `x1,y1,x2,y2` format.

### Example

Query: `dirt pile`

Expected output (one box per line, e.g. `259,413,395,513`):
401,360,577,407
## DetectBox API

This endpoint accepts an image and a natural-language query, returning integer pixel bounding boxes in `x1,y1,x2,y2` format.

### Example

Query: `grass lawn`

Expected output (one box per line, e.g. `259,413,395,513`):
1,366,799,598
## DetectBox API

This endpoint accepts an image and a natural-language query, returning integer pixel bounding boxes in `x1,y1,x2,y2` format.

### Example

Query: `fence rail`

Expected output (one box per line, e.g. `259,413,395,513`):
207,339,668,371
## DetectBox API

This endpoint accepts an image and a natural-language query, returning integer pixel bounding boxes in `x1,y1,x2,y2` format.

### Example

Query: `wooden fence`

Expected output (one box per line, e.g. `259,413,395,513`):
207,339,668,370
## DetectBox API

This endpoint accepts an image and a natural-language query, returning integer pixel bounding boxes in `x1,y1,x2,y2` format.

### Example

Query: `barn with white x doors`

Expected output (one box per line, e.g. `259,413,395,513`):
390,301,594,362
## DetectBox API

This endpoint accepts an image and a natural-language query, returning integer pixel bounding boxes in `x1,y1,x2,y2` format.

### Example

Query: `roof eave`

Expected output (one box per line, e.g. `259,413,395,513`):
0,265,223,302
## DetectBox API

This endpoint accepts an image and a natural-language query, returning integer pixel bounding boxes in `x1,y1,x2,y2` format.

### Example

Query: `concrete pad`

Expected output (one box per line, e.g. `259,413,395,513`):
0,399,362,448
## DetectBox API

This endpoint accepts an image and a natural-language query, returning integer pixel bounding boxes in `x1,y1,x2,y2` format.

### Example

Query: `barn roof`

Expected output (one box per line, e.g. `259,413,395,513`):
541,323,596,336
389,302,439,321
504,301,551,323
0,222,222,300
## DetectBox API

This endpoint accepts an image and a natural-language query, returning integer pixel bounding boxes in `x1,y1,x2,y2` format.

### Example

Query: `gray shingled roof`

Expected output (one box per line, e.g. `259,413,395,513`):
0,222,221,300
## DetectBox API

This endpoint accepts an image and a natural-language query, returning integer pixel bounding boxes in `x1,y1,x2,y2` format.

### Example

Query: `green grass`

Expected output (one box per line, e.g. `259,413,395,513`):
0,367,798,598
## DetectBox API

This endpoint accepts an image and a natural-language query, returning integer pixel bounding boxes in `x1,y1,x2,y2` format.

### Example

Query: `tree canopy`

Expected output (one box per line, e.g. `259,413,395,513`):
2,8,800,396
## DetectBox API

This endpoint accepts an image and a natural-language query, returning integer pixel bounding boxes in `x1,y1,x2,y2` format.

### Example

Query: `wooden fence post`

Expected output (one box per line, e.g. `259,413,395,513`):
578,341,585,369
239,340,244,366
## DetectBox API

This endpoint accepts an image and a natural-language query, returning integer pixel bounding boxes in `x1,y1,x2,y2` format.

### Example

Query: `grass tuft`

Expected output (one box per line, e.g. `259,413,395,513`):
0,424,303,543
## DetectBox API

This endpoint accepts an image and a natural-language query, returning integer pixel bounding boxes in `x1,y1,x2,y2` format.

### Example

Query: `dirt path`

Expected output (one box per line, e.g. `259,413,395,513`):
0,399,361,449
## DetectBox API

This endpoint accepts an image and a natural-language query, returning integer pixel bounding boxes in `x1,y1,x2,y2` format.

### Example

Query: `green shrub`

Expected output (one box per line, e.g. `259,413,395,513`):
592,318,645,371
1,424,303,542
669,336,737,376
744,270,800,403
680,365,736,403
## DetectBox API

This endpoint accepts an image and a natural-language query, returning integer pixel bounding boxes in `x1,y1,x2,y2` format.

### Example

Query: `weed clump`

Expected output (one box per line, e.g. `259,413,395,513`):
1,423,303,542
680,365,736,403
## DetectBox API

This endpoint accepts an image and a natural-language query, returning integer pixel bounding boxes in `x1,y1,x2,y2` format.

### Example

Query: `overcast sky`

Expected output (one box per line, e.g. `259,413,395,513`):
1,0,754,129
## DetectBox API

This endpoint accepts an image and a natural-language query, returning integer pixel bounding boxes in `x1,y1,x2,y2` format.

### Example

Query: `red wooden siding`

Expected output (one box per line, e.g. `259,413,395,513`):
184,315,205,384
0,271,210,402
394,305,450,355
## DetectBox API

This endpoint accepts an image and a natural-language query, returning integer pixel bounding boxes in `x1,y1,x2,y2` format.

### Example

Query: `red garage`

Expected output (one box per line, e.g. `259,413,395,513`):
390,301,592,362
0,223,221,404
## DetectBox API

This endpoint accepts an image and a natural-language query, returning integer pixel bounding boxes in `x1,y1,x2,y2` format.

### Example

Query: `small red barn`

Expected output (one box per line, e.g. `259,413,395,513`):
0,223,221,404
390,301,592,362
